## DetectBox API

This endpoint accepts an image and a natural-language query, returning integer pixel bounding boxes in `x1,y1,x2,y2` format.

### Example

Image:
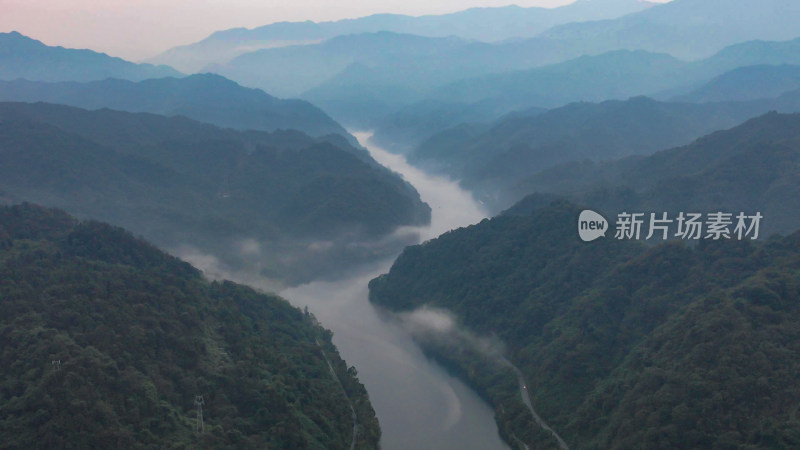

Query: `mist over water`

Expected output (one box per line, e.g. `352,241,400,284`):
282,133,509,449
353,131,487,240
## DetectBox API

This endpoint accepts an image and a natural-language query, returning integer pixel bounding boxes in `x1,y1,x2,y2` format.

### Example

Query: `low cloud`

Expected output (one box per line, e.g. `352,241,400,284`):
397,306,506,363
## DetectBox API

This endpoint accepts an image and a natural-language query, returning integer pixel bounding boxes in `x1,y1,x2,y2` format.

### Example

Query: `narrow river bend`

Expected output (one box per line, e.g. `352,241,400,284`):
281,132,509,450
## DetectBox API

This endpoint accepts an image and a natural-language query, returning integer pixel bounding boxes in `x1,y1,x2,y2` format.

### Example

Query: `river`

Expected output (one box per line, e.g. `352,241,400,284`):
281,132,510,449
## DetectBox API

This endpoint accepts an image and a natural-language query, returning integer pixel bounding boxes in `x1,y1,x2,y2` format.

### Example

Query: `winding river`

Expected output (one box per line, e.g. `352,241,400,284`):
281,133,510,449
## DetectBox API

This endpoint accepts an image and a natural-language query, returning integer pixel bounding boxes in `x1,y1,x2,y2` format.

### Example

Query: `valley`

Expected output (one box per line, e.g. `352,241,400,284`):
5,1,800,448
281,134,510,449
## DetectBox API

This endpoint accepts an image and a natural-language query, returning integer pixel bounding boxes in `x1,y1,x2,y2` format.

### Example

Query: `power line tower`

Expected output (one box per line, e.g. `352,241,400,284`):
195,395,205,434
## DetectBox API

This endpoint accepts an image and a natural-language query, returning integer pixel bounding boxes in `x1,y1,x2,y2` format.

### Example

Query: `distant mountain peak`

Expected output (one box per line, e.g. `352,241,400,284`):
148,0,652,73
0,31,182,83
0,74,357,140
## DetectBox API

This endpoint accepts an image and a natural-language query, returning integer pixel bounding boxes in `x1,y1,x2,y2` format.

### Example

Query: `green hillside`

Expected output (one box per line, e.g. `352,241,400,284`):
0,203,380,449
370,201,800,449
514,112,800,237
0,102,430,284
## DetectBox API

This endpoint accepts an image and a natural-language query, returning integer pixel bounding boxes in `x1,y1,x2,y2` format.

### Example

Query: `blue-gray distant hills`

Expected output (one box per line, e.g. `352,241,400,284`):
148,0,652,73
194,0,800,129
214,31,586,101
0,102,430,284
219,34,800,130
670,65,800,103
406,91,800,211
428,38,800,113
0,31,181,82
369,38,800,153
512,112,800,236
541,0,800,59
0,74,355,141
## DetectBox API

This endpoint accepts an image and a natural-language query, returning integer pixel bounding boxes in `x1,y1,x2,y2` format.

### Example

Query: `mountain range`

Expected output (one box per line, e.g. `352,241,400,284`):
148,0,653,73
0,74,353,141
405,92,800,211
370,197,800,448
669,64,800,103
364,40,800,177
0,203,380,448
174,0,800,129
6,2,800,449
511,112,800,237
368,99,536,153
0,31,181,82
425,37,800,118
541,0,800,59
212,31,585,114
279,34,800,130
0,102,430,284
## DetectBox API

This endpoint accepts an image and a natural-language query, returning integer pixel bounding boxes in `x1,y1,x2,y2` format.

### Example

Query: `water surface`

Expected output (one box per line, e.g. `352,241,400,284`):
282,133,508,449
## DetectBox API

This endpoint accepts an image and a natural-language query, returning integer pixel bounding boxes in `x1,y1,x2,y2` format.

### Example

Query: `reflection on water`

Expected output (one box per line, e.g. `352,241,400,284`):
282,133,508,449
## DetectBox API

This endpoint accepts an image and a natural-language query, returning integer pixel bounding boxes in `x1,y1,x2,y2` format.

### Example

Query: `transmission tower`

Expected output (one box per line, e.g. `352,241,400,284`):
195,395,205,434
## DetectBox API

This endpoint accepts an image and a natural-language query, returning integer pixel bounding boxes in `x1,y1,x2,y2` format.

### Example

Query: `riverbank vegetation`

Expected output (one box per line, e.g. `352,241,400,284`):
370,200,800,449
0,203,380,448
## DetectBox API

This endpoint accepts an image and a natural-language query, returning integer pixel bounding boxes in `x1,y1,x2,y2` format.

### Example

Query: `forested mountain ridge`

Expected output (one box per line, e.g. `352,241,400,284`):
512,112,800,237
0,32,181,82
0,74,355,142
431,49,688,111
670,64,800,103
369,200,800,449
0,203,380,448
368,99,535,153
409,96,800,212
0,102,431,284
168,0,800,130
365,38,800,158
540,0,800,60
424,37,800,121
362,38,800,155
148,0,652,73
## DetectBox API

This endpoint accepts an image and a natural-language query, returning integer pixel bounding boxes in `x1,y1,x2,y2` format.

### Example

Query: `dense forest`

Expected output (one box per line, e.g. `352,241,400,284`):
370,200,800,449
7,1,800,448
0,102,430,284
511,112,800,237
0,203,380,448
407,96,800,211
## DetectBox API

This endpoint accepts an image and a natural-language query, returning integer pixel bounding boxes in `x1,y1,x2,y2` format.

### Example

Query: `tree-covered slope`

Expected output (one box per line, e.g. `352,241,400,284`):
670,64,800,103
513,112,800,237
0,74,354,141
0,32,181,82
369,100,541,154
412,96,800,211
369,200,800,449
0,102,430,283
0,203,380,449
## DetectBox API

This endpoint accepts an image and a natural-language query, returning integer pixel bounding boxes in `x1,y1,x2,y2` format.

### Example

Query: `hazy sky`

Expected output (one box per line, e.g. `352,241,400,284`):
0,0,670,62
